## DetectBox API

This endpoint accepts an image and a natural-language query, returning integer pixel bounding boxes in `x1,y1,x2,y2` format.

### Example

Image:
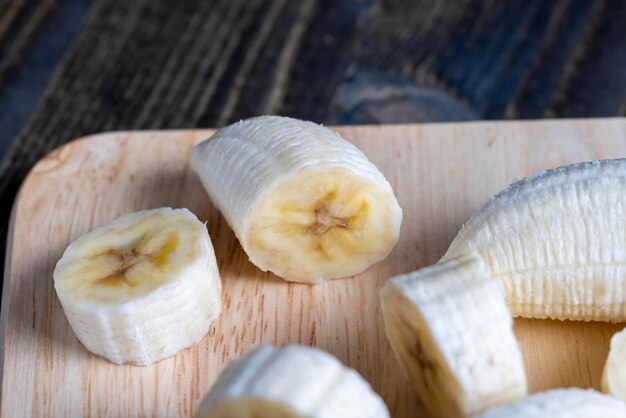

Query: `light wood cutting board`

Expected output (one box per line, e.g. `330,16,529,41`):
2,119,626,417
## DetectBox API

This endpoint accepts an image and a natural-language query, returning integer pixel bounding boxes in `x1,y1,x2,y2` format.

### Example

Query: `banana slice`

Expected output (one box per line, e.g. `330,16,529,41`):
53,207,222,365
602,327,626,401
194,345,390,418
190,116,402,283
474,388,626,418
380,252,527,418
444,159,626,322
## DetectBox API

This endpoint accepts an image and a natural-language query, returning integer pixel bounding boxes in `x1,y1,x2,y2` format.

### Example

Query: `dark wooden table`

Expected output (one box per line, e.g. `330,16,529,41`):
1,0,626,267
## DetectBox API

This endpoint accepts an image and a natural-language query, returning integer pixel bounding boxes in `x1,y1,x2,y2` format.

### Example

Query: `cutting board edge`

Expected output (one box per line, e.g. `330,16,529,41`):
2,117,626,417
11,115,626,185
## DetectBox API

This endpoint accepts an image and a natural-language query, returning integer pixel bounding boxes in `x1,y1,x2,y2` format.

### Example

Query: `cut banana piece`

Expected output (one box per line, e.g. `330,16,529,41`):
475,388,626,418
380,252,527,418
602,327,626,401
194,345,390,418
444,159,626,321
190,116,402,283
53,207,222,365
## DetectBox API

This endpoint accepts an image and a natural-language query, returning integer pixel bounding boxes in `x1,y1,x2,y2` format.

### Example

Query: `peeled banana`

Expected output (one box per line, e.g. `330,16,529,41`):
190,116,402,283
380,252,527,418
194,345,390,418
602,327,626,401
474,388,626,418
53,207,222,365
444,159,626,322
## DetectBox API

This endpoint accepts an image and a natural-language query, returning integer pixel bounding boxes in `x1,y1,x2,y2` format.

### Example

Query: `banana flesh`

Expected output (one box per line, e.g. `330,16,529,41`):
194,345,390,418
475,388,626,418
602,327,626,401
190,116,402,283
380,252,527,418
53,207,222,365
444,159,626,322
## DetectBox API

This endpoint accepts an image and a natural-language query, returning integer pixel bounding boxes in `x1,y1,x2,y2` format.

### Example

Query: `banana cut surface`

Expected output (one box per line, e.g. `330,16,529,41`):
444,159,626,322
190,116,402,283
53,207,222,365
474,388,626,418
195,345,390,418
380,252,527,418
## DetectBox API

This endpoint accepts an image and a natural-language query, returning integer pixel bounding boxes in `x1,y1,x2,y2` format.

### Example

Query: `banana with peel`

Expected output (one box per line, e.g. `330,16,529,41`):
53,207,222,365
474,388,626,418
194,345,390,418
444,159,626,322
380,251,527,418
190,116,402,283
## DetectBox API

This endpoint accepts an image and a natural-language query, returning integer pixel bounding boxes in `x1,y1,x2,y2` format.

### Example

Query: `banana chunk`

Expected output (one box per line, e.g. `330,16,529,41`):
195,345,390,418
444,159,626,322
602,327,626,401
53,207,222,365
190,116,402,283
475,388,626,418
380,252,527,418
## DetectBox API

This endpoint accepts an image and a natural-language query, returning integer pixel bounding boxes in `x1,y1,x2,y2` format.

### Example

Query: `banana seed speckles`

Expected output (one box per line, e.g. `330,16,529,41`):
190,116,402,283
53,207,222,365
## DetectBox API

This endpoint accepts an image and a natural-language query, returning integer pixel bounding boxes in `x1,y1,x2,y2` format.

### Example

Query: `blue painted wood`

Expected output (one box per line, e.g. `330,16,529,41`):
0,0,94,159
549,1,626,117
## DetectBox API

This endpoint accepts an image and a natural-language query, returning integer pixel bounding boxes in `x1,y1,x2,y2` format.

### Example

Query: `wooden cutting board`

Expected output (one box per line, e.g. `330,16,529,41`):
2,119,626,417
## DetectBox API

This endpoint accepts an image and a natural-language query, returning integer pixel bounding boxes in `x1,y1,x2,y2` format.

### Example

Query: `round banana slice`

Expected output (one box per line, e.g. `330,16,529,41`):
190,116,402,283
195,345,389,418
53,207,222,365
602,327,626,401
474,388,626,418
443,159,626,322
380,252,527,418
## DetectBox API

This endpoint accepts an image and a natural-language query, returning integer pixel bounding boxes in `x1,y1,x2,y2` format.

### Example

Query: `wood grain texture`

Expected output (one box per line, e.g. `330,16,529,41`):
4,0,626,277
2,119,626,417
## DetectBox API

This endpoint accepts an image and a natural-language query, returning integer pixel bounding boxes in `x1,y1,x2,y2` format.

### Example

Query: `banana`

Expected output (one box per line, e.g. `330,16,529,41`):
194,345,389,418
380,252,527,418
190,116,402,283
443,159,626,322
602,327,626,401
474,388,626,418
53,207,222,365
